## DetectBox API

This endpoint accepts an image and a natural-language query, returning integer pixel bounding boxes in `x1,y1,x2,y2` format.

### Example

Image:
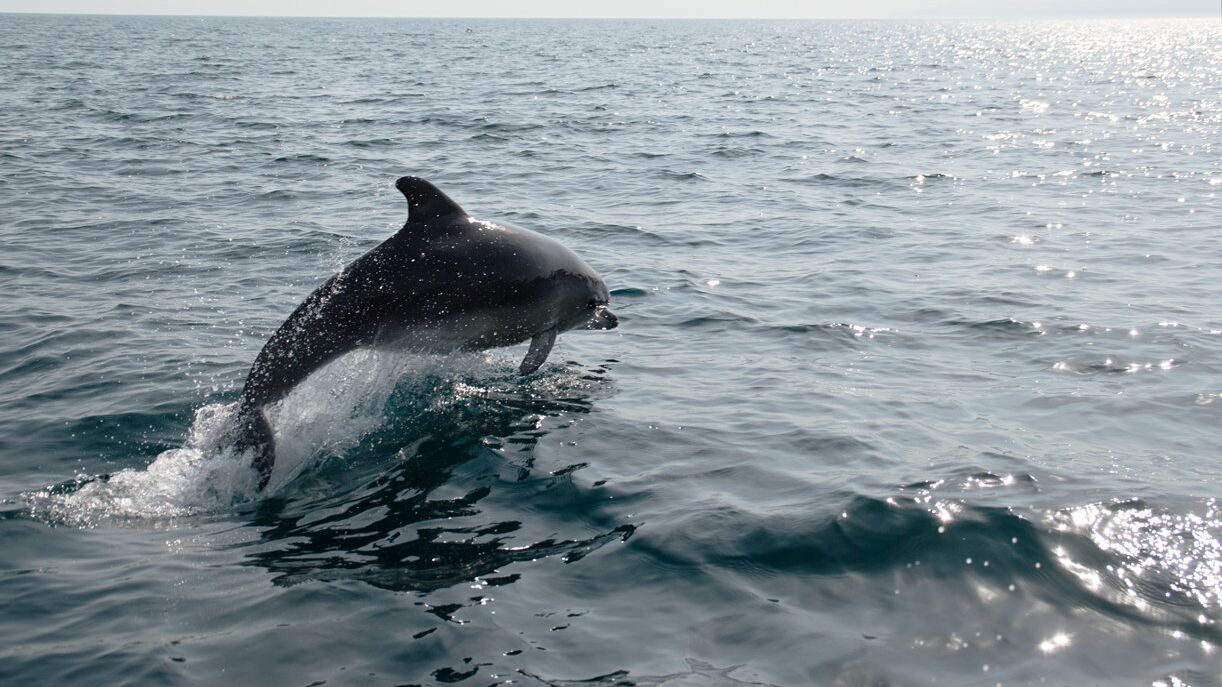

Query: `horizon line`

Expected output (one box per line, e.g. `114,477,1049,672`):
1,9,1214,20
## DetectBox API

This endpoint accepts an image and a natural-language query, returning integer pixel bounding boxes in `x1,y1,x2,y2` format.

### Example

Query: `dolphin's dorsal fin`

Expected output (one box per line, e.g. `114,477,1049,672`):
396,176,467,223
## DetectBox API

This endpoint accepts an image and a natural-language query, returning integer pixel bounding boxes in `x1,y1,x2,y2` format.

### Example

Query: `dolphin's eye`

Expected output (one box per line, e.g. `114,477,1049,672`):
587,299,599,310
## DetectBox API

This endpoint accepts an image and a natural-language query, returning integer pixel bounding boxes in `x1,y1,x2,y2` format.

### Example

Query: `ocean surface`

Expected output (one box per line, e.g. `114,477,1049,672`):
1,13,1219,686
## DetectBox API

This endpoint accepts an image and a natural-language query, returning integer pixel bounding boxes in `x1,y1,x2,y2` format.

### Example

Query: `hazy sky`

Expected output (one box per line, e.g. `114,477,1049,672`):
0,0,1214,18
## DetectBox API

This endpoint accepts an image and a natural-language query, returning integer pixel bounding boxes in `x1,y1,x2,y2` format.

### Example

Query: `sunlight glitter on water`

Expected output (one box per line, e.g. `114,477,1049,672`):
1051,501,1222,613
1039,632,1073,654
2,15,1219,686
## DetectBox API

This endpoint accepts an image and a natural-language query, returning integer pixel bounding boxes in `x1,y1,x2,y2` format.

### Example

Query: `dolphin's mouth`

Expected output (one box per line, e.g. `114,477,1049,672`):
586,305,618,330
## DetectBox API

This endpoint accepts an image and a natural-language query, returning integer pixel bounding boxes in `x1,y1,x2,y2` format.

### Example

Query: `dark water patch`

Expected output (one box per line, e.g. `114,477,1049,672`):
233,120,279,130
707,129,773,138
263,515,634,591
896,307,960,324
477,121,544,133
675,313,759,330
948,317,1044,339
0,353,65,382
786,172,895,189
252,189,296,201
0,262,79,280
339,96,425,106
344,137,396,148
975,292,1038,307
763,321,900,348
609,287,649,298
46,97,88,111
271,153,330,163
111,164,187,177
708,145,766,158
576,221,719,248
549,462,588,477
415,114,477,129
656,169,708,181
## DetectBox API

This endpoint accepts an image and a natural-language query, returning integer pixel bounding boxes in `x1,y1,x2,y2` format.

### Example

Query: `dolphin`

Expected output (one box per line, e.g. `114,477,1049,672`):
233,176,618,489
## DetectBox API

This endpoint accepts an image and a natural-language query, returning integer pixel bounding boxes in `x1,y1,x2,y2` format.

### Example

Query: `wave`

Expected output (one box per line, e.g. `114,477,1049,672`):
787,172,897,189
636,493,1221,642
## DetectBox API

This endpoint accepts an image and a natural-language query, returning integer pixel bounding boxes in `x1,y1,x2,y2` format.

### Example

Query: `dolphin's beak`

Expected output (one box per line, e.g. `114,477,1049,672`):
587,305,618,330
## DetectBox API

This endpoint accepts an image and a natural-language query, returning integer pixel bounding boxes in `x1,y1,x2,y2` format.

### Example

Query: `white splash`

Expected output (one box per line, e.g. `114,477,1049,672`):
26,350,505,526
27,402,260,526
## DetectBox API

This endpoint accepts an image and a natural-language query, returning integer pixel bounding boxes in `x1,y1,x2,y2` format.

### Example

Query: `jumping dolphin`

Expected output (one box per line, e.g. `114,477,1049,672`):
233,176,618,489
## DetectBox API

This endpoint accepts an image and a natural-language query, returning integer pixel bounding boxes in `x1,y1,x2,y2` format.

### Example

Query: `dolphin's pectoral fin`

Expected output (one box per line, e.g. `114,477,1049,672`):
234,404,276,491
519,328,558,375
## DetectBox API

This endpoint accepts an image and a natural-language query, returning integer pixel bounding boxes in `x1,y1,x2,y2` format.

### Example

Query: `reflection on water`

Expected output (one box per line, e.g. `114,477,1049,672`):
245,360,634,593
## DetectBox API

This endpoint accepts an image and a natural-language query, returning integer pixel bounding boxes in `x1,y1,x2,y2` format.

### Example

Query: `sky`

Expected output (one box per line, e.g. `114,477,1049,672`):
0,0,1214,18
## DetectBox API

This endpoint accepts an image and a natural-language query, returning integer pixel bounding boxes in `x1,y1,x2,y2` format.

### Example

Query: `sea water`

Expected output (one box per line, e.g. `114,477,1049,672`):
0,14,1219,686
